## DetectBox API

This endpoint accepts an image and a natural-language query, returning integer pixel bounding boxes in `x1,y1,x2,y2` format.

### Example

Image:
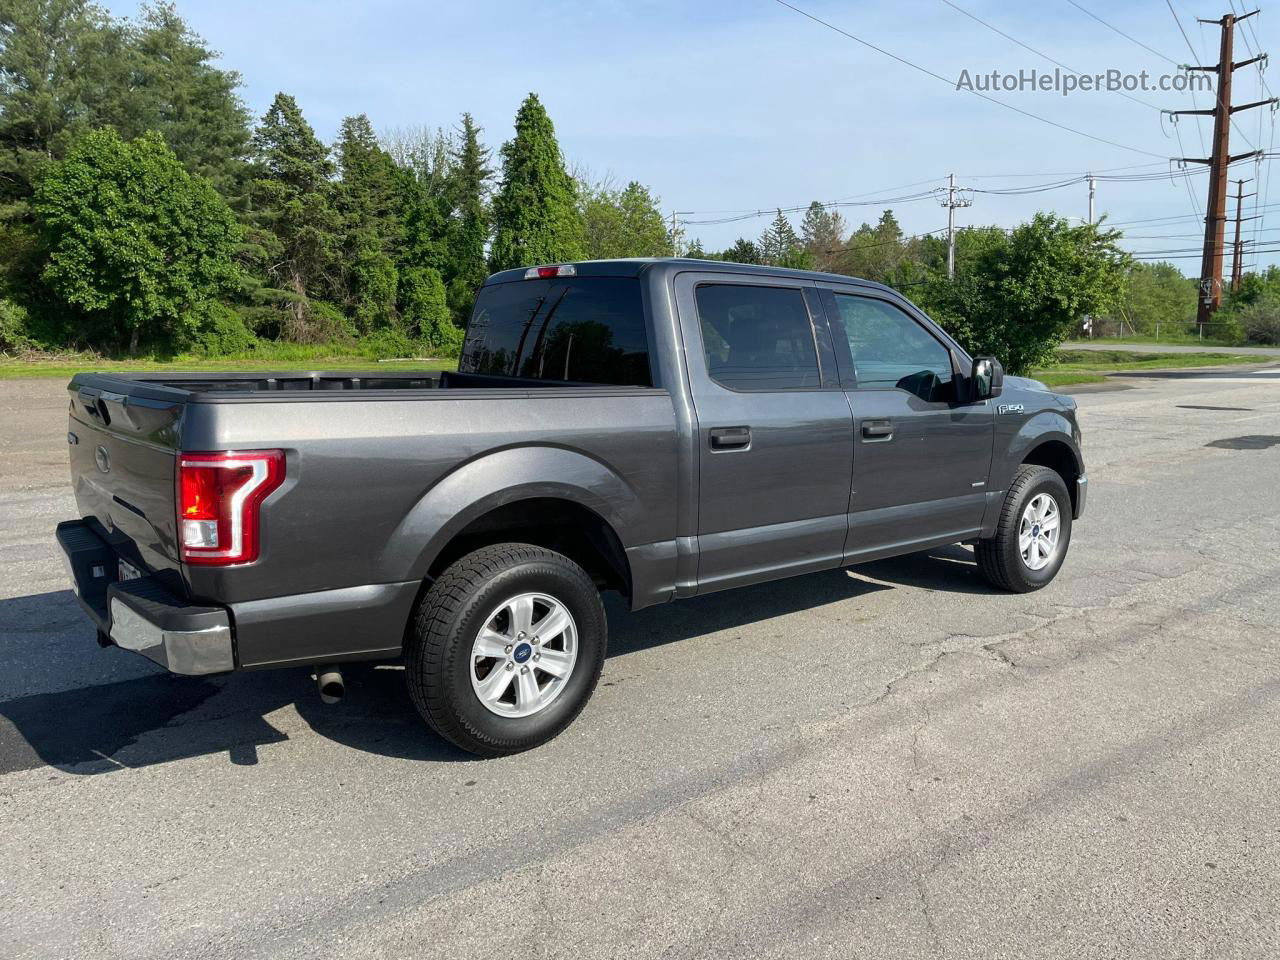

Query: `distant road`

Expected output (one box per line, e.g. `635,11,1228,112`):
1066,340,1280,357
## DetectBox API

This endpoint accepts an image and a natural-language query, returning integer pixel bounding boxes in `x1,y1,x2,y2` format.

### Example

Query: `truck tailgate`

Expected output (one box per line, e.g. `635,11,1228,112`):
67,384,185,589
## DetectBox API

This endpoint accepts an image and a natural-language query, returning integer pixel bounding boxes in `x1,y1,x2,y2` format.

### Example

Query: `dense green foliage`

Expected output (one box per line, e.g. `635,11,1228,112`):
1096,262,1196,336
1215,265,1280,344
0,0,1249,368
36,129,241,352
582,180,670,259
0,10,654,359
915,215,1128,373
489,93,583,272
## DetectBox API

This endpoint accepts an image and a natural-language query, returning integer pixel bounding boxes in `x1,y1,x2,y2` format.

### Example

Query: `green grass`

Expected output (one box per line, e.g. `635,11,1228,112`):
1032,349,1266,387
0,344,452,380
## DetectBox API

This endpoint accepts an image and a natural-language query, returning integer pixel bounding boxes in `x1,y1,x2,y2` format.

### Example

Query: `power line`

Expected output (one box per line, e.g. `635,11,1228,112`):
938,0,1164,111
1064,0,1180,65
1166,0,1211,156
959,161,1171,178
1165,0,1256,151
771,0,1170,159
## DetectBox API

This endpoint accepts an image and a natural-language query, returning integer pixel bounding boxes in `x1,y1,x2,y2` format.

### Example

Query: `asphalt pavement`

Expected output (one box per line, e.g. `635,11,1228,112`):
2,366,1278,959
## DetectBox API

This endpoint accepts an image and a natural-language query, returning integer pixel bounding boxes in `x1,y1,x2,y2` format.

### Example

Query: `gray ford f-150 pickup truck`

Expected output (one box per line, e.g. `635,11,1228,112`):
57,258,1086,756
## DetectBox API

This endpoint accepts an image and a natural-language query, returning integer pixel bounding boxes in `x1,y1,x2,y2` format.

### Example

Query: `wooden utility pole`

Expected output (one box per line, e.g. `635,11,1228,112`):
1167,10,1272,326
1230,177,1256,291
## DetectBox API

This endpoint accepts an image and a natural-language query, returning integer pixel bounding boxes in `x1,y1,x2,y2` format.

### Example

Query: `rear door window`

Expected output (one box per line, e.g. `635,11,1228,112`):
460,277,651,386
695,283,820,391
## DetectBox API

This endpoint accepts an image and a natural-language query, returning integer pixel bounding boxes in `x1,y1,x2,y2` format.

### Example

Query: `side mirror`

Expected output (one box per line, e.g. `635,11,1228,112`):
971,356,1003,402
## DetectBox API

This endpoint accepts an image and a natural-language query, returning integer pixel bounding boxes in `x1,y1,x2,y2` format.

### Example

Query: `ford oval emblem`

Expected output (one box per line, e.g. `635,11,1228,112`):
94,445,110,474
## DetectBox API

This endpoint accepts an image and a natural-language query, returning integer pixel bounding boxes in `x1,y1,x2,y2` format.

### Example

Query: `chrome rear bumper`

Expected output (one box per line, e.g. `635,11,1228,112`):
56,519,235,675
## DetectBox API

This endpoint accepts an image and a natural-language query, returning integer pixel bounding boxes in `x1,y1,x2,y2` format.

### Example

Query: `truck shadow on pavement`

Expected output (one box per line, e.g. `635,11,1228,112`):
0,546,991,775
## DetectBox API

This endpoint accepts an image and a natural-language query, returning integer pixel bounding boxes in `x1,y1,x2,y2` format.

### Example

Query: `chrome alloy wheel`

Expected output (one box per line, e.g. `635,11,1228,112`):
1018,493,1061,571
469,593,578,718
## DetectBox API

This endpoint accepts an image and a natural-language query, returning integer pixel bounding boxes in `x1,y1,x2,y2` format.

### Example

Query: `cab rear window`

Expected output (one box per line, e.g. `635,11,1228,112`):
459,277,651,386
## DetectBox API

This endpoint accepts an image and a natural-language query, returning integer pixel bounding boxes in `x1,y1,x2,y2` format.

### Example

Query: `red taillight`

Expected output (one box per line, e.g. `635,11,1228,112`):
177,450,285,566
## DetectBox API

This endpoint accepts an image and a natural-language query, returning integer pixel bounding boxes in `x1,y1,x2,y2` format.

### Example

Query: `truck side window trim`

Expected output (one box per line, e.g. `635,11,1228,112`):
822,288,963,402
692,280,830,394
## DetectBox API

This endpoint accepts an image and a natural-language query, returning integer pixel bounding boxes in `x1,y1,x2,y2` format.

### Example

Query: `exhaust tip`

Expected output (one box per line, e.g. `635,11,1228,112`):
313,665,345,704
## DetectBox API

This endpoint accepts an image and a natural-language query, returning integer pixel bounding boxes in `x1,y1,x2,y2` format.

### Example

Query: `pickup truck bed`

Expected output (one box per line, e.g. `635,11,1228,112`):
58,257,1086,755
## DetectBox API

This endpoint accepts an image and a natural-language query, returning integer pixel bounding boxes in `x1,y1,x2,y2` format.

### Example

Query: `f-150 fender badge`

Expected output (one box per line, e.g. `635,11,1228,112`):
997,403,1025,415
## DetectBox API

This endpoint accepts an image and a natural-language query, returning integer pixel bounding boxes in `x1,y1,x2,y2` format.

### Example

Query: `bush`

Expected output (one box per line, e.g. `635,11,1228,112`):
1239,298,1280,344
432,320,465,357
0,299,34,352
194,304,258,356
362,327,417,359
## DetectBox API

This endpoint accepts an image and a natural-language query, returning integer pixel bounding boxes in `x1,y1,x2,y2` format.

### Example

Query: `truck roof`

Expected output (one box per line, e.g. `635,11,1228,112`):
483,257,902,298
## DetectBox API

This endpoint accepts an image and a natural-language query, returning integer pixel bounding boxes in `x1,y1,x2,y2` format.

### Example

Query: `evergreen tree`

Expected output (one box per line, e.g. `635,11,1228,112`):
839,210,908,284
0,0,125,304
684,238,708,259
489,93,584,271
445,112,491,317
758,208,801,265
335,114,401,330
35,129,240,353
799,201,846,272
119,3,251,200
722,237,762,264
250,93,340,341
0,0,124,205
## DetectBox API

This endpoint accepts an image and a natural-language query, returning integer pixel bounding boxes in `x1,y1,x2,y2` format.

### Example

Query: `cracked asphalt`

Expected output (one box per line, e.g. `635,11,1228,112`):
2,366,1279,959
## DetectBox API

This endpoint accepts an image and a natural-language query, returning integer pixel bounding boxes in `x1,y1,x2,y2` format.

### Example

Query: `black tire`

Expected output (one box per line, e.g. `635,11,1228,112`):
405,543,607,757
976,465,1073,593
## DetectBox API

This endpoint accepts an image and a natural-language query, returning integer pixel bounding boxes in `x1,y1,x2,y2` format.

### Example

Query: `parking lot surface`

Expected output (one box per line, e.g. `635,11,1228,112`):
2,367,1278,959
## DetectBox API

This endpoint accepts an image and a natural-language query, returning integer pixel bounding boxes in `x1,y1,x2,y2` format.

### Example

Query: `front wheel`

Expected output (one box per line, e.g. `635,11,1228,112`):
405,543,607,757
976,465,1073,593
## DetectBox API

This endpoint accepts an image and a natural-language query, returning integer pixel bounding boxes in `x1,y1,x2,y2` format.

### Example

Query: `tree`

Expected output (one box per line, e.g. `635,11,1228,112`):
838,210,909,284
0,0,125,309
444,113,491,318
0,0,124,203
722,237,762,264
1102,261,1195,335
35,129,240,353
117,3,251,200
917,213,1128,373
758,208,801,265
250,93,339,340
489,93,584,271
335,114,401,330
0,1,249,209
684,238,708,259
799,201,846,272
581,180,669,259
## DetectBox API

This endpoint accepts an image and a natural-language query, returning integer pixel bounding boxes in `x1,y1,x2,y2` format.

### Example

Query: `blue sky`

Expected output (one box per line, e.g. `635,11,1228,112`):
106,0,1280,271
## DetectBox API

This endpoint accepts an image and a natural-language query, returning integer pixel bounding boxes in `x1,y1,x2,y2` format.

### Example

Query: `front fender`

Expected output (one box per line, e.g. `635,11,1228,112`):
379,445,641,582
991,410,1084,495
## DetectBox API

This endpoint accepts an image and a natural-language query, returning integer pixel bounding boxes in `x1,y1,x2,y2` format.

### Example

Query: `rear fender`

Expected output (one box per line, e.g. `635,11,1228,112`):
380,446,640,582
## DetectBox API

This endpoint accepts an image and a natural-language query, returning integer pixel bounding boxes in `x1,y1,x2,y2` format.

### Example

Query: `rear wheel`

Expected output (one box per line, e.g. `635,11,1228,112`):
405,543,606,757
976,465,1072,593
